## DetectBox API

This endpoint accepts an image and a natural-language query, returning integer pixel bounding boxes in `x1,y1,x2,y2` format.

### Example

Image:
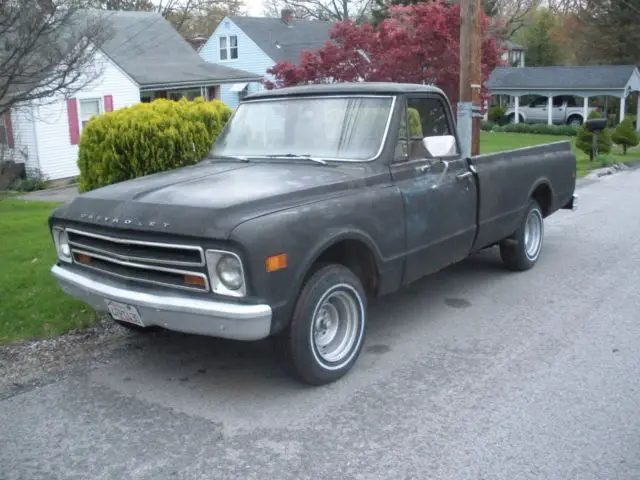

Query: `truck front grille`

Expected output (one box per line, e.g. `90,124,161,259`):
66,228,209,292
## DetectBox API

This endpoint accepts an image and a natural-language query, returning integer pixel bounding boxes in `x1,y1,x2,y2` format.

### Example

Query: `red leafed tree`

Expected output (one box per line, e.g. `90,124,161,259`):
264,1,504,107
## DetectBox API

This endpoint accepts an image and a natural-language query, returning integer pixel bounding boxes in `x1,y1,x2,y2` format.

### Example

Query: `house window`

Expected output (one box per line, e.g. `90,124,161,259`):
230,35,238,59
219,35,238,60
0,115,7,144
79,98,102,130
509,50,522,67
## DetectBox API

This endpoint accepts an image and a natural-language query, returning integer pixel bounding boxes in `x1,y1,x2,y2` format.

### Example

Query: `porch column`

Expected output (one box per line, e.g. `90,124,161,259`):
583,96,589,121
547,96,553,125
620,94,626,122
514,96,520,123
637,92,640,132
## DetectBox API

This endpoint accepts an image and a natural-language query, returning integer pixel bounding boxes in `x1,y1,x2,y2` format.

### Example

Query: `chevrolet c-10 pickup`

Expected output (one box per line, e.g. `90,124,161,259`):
49,82,577,385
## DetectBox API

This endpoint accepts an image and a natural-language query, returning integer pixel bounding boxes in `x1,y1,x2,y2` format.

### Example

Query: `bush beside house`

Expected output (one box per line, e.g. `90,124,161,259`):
78,98,232,192
481,121,579,136
611,117,639,154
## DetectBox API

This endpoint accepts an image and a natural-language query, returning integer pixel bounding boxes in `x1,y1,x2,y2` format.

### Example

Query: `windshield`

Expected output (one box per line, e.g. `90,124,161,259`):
211,96,394,161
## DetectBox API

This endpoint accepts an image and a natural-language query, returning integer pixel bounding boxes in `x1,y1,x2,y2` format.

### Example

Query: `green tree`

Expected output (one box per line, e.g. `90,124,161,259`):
612,117,639,154
577,0,640,64
521,9,561,66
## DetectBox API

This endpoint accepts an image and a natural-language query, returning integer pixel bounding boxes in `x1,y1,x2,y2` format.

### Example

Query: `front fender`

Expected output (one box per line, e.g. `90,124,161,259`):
228,185,405,334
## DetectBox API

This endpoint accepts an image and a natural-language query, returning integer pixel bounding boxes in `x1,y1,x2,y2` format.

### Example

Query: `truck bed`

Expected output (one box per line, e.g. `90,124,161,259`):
469,140,576,251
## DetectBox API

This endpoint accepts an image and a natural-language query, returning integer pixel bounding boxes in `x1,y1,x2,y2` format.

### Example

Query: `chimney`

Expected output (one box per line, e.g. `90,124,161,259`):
281,9,294,24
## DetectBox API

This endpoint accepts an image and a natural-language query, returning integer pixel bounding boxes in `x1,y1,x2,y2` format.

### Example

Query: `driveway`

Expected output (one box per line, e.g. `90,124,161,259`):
2,170,640,480
16,184,78,203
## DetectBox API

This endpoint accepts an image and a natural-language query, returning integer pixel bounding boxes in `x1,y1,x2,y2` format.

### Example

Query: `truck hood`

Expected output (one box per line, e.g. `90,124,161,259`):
52,160,367,238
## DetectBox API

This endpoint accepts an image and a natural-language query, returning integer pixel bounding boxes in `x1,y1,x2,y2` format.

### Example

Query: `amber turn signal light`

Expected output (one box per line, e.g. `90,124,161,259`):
184,275,206,287
76,253,92,264
266,253,288,272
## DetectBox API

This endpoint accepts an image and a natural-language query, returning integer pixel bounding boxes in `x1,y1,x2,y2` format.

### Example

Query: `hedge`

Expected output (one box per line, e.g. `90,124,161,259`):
481,121,579,137
78,97,232,192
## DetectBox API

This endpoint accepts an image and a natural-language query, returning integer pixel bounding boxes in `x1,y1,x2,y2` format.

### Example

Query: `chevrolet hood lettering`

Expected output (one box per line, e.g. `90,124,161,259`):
79,213,169,229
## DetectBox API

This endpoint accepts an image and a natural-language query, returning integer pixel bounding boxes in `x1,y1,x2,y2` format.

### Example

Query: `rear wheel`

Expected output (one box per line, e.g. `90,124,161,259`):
500,200,545,271
273,264,367,386
567,115,582,127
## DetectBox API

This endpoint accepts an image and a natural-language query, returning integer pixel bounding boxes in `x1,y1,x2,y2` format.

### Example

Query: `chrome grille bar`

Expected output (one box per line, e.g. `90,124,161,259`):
66,228,208,293
66,228,205,267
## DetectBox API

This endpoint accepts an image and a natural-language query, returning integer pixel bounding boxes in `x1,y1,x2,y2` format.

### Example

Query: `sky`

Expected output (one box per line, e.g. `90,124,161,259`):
243,0,266,16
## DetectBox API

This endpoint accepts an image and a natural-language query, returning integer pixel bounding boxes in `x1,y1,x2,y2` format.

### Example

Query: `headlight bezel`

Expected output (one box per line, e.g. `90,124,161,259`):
53,227,73,263
205,249,247,297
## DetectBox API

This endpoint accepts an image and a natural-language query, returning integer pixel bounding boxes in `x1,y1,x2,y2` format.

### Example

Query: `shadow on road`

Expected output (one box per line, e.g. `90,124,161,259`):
102,247,522,392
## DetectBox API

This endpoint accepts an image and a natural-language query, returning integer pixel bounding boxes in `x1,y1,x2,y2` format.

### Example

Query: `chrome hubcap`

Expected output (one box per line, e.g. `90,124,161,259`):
524,208,543,260
312,289,360,364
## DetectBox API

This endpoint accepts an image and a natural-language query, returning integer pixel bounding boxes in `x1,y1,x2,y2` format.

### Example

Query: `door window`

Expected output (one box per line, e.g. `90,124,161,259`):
395,97,456,161
530,97,547,108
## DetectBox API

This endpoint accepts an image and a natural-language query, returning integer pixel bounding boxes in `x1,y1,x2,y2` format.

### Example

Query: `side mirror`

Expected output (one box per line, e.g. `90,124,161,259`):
586,118,607,132
422,135,457,158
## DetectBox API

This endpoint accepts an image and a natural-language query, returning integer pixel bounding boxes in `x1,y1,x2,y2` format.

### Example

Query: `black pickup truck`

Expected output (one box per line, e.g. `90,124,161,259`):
49,83,577,385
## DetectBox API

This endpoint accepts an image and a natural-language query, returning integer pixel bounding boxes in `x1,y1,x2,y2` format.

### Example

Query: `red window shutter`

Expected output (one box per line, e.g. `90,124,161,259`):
4,111,14,148
66,98,79,145
104,95,113,112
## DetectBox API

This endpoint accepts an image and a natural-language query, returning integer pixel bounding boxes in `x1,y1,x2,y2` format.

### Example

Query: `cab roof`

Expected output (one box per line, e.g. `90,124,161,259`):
244,82,447,101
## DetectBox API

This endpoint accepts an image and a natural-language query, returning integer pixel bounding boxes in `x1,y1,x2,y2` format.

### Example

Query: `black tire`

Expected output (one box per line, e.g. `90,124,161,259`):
113,319,161,333
508,113,523,124
567,115,582,127
273,263,367,386
500,200,545,271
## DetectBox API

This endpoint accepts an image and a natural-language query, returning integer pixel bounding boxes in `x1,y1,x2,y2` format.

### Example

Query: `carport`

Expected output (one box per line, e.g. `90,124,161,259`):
487,65,640,130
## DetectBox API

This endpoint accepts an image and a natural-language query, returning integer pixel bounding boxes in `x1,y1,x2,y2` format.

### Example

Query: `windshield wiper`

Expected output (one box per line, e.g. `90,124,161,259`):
264,153,328,165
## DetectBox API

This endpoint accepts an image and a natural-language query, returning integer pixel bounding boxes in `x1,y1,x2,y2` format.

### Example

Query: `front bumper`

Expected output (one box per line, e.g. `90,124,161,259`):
51,265,272,340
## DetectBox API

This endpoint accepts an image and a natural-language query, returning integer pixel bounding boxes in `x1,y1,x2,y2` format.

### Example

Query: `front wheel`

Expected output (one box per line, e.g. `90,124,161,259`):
273,264,367,386
500,200,545,271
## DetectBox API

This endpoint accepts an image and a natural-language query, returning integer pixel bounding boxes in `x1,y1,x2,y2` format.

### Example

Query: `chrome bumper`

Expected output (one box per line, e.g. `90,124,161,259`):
51,265,272,340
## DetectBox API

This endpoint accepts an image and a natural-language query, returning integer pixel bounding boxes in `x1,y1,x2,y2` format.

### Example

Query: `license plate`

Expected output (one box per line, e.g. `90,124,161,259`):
106,300,145,327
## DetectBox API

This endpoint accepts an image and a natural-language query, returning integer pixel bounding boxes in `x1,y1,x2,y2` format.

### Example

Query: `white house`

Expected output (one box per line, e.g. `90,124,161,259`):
199,11,334,108
1,10,261,182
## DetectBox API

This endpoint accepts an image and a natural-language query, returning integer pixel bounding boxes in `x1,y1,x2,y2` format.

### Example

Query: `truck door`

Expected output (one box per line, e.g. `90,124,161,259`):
390,95,478,285
528,96,548,123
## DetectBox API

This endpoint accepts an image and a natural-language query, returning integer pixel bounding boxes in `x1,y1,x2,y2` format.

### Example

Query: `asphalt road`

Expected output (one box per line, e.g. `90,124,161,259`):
3,169,640,480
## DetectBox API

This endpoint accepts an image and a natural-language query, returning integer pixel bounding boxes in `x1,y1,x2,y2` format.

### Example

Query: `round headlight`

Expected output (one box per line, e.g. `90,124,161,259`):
216,255,243,290
55,229,72,261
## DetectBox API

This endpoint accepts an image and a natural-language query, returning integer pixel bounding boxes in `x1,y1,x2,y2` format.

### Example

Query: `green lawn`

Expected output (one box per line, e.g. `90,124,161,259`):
480,132,639,177
0,200,99,344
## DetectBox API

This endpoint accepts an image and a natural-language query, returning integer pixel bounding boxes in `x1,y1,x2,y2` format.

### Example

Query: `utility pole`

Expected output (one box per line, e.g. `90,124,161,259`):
471,0,482,156
458,0,482,157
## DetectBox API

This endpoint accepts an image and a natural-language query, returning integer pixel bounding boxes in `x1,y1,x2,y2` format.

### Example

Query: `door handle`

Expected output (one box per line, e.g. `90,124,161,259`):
456,171,473,181
415,164,430,174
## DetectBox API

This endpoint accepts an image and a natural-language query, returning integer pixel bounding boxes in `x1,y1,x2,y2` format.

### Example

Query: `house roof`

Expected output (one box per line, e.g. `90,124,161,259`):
499,39,524,51
227,15,334,64
488,65,639,91
84,10,261,89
